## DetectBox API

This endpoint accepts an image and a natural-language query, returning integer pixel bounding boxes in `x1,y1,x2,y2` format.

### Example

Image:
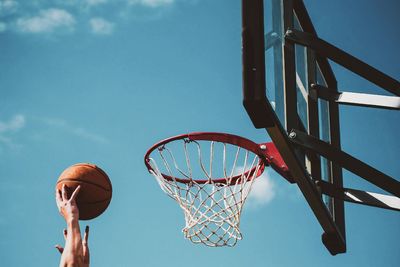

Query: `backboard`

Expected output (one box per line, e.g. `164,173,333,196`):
243,0,400,255
242,0,346,254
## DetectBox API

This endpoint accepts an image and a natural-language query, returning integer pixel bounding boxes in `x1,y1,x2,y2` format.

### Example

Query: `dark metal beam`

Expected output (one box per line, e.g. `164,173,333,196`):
285,29,400,97
242,0,274,129
317,180,400,212
311,84,400,110
289,129,400,197
266,125,346,254
307,46,323,192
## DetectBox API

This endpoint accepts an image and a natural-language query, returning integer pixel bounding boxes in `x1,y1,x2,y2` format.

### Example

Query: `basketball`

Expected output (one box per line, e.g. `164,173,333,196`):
56,163,112,220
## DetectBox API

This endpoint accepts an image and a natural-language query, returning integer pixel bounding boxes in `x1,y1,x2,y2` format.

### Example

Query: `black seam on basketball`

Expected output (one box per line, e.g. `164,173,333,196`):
71,163,113,190
57,179,112,192
78,198,111,205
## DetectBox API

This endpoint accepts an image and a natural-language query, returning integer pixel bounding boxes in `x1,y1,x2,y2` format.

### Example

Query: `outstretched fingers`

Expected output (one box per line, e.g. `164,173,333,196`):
83,225,89,245
55,229,68,254
55,188,62,205
55,244,64,254
83,225,90,265
57,184,81,203
70,185,81,202
61,184,68,201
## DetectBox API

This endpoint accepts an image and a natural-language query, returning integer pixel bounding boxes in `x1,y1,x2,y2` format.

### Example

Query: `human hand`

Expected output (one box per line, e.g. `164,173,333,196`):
56,185,81,223
55,226,90,267
82,226,90,266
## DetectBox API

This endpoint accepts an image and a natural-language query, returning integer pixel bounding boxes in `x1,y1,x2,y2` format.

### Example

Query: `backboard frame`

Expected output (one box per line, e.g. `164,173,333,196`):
242,0,400,255
242,0,346,254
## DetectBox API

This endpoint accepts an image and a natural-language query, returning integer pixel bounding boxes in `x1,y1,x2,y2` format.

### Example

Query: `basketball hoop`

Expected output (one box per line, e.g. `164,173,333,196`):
144,132,291,247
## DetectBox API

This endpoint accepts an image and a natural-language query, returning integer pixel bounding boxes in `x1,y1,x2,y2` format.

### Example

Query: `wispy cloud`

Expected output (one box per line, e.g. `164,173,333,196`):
16,8,75,33
0,114,108,152
128,0,174,8
247,171,275,206
0,114,25,133
0,0,188,35
0,114,25,150
0,0,19,15
40,117,108,144
232,166,276,208
89,17,114,35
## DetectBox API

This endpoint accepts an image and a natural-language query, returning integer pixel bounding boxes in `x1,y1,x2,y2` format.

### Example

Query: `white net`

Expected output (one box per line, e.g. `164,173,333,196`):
147,137,264,247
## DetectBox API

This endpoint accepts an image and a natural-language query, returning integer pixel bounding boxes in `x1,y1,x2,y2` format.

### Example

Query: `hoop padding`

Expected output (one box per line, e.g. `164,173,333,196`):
145,132,267,247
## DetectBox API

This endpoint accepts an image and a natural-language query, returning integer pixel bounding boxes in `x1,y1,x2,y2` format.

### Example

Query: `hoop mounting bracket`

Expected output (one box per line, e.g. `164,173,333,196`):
260,142,294,183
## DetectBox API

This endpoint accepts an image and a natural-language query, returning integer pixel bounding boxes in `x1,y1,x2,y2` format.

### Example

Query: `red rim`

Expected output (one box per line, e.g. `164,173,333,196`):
144,132,268,185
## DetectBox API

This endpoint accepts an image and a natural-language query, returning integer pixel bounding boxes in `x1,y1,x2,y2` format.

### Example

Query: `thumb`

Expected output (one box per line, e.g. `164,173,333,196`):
55,244,64,254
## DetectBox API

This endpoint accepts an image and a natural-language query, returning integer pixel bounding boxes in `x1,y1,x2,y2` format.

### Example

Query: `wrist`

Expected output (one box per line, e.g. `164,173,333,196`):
66,217,79,226
66,219,82,238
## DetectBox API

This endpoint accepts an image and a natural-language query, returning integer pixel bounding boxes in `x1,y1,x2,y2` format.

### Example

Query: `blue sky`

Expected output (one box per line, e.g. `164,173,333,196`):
0,0,399,266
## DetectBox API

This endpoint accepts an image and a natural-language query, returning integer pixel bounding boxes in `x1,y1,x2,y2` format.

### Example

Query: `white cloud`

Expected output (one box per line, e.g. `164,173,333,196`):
16,8,75,33
0,114,25,133
0,114,25,150
89,17,114,35
128,0,174,8
247,171,275,206
231,166,276,208
0,22,6,32
40,117,108,144
0,0,19,15
1,0,189,35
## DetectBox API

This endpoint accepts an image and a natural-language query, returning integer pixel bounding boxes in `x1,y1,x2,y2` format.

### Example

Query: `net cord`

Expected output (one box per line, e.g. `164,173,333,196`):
147,139,262,247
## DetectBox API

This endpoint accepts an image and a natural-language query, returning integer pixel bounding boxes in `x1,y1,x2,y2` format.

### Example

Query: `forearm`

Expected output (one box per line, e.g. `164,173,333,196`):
59,219,84,267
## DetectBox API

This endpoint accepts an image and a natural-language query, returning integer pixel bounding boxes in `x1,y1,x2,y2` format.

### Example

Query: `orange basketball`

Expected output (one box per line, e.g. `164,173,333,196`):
56,163,112,220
